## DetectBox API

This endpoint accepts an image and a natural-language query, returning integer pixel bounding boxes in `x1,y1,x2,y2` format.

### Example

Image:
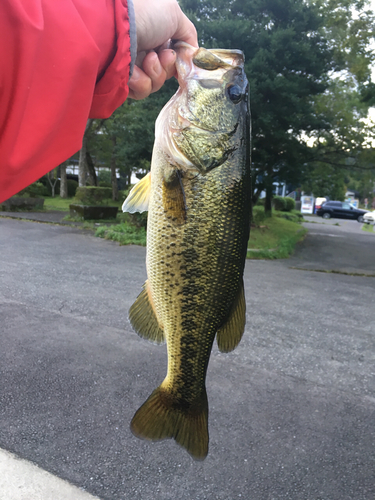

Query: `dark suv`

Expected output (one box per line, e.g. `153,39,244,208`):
316,201,368,222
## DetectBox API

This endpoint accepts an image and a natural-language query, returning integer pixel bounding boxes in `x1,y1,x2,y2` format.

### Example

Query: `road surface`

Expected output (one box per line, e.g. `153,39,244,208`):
0,216,374,500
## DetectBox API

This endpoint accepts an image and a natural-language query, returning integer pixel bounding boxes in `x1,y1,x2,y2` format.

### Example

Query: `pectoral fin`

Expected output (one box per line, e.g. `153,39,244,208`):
162,170,187,223
129,281,165,344
122,172,151,213
216,280,246,353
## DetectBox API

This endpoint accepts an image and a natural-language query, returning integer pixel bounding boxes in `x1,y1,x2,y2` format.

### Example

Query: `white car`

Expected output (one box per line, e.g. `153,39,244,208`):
363,210,375,224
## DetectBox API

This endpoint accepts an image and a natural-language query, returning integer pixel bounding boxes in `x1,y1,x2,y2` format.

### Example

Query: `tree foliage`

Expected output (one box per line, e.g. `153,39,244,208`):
86,79,178,191
181,0,334,208
304,0,375,201
71,0,375,209
301,162,347,200
180,0,375,207
313,0,375,82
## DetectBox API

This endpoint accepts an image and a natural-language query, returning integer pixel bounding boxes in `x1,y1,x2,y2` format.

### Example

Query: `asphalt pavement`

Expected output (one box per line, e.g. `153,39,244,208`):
0,213,374,500
289,215,375,276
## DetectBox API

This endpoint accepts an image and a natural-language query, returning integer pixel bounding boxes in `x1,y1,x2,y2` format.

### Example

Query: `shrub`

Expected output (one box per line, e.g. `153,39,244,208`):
67,179,78,197
272,196,295,212
128,212,148,228
284,197,296,212
119,189,129,202
17,182,48,198
272,196,286,211
73,186,112,205
277,213,298,222
252,205,267,225
292,210,304,220
98,169,112,185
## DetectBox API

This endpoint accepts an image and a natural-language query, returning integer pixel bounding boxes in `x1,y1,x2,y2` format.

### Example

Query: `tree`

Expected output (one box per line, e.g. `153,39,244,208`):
78,120,93,187
47,167,59,197
302,0,375,195
78,0,374,211
110,135,119,201
60,161,68,198
302,76,375,181
86,151,98,186
181,0,334,214
180,0,375,213
313,0,375,83
302,162,347,200
86,79,178,195
345,147,375,202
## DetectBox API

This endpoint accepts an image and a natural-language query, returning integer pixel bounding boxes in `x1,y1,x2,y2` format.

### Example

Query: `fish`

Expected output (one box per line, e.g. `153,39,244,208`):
122,42,251,460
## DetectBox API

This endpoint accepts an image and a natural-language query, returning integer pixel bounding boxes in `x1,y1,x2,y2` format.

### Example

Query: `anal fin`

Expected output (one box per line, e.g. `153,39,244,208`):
129,281,164,344
216,280,246,353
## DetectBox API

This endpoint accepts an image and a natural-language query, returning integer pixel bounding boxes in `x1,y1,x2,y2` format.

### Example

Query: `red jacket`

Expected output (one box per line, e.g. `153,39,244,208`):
0,0,133,203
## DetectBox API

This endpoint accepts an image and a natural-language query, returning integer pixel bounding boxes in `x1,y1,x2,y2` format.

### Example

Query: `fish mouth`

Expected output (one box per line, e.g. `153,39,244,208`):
172,43,246,133
173,42,245,70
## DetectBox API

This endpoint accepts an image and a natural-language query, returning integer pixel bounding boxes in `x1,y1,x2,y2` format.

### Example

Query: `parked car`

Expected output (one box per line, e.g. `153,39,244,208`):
363,210,375,224
316,201,368,222
315,197,327,211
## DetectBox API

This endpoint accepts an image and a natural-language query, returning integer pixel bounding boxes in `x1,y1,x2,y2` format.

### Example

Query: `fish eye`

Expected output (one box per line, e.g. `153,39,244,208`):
227,85,242,103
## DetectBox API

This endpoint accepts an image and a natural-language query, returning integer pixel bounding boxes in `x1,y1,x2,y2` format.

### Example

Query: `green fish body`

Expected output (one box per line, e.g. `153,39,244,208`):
122,44,251,460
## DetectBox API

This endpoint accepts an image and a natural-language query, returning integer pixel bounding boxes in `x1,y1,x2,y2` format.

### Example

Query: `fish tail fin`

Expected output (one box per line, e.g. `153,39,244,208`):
130,385,209,460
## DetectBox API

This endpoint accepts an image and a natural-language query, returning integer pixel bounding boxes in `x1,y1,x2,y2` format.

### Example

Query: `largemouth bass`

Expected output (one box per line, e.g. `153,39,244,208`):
122,43,251,460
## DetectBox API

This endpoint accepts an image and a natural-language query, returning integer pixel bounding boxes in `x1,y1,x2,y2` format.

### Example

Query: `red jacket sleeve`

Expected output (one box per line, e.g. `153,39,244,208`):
0,0,132,203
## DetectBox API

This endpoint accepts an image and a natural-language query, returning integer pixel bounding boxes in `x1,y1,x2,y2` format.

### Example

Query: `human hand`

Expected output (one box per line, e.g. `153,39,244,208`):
128,0,198,100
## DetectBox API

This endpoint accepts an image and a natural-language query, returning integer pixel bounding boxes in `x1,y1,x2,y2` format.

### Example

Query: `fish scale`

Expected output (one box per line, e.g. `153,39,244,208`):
122,43,251,459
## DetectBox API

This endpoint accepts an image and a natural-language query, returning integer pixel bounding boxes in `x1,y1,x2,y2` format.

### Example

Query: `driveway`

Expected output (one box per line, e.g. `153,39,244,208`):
290,215,375,275
0,217,374,500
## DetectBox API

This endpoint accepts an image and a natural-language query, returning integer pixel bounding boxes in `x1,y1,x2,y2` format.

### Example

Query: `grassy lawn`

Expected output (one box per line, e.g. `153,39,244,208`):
42,195,146,245
93,206,306,257
43,196,125,211
247,207,307,259
362,223,374,233
43,197,74,211
95,223,146,246
41,197,306,257
94,211,147,246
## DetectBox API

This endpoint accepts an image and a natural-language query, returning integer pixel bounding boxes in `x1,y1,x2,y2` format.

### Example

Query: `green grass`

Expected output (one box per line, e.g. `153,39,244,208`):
44,196,125,211
95,206,306,254
248,208,307,259
41,197,306,254
43,197,73,211
44,195,147,245
362,223,374,233
95,223,146,246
